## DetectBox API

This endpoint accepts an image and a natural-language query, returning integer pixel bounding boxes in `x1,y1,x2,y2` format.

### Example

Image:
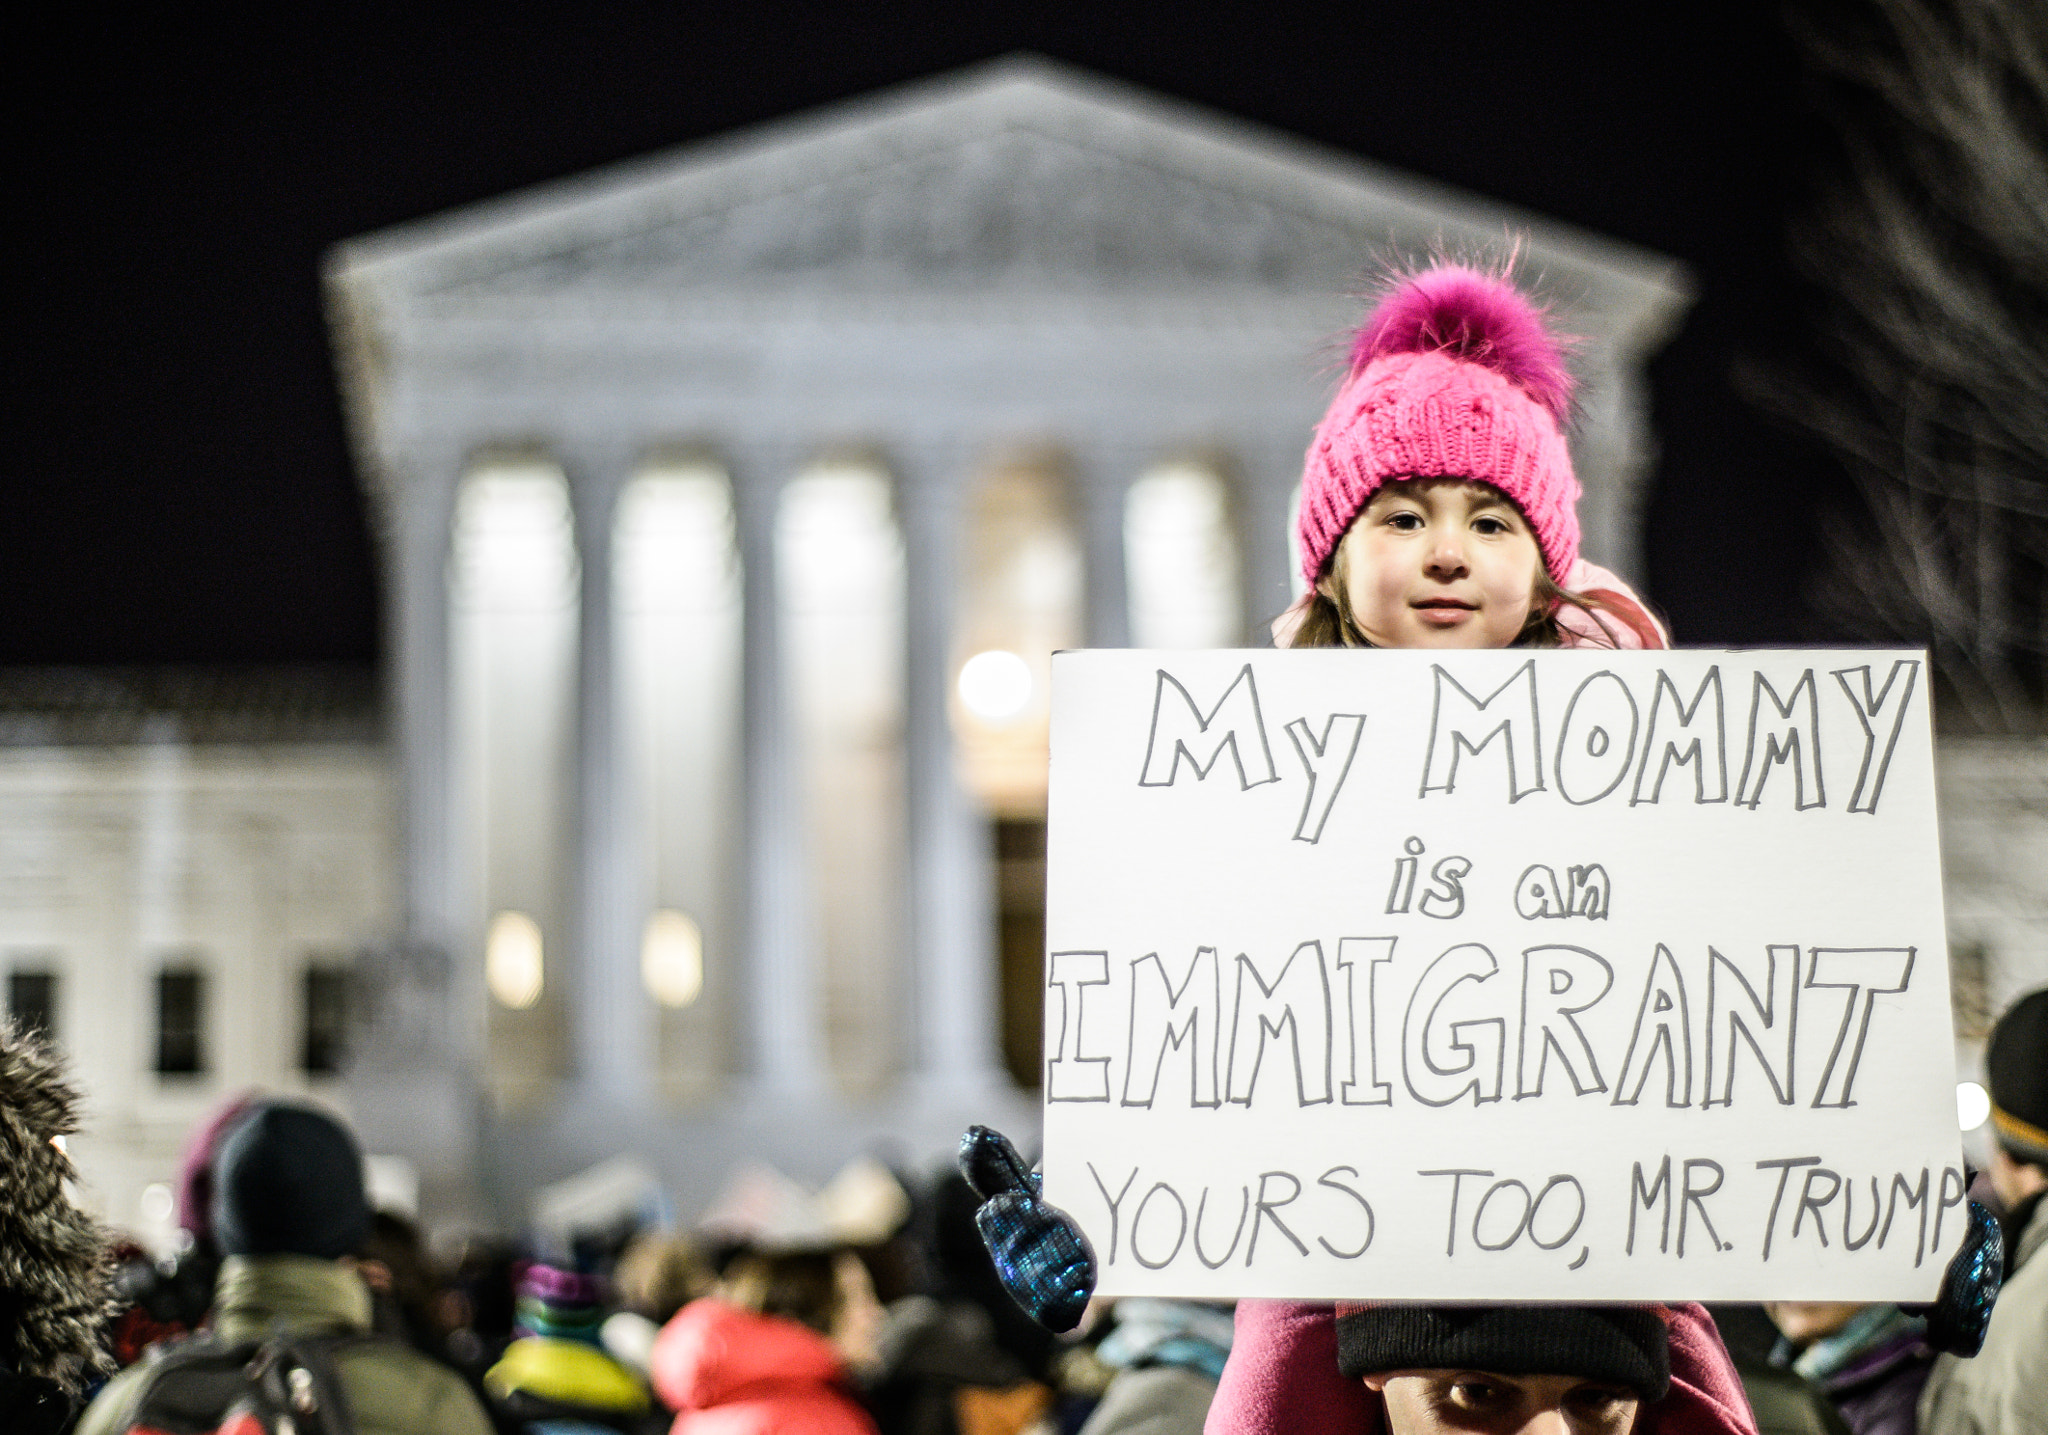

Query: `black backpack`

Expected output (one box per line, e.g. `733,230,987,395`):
119,1330,357,1435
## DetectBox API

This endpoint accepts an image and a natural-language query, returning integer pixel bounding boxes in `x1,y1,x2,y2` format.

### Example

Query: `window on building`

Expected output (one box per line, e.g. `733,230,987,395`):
1125,460,1243,648
7,967,58,1041
951,453,1084,815
156,965,206,1076
302,965,351,1075
951,453,1085,1091
994,819,1048,1088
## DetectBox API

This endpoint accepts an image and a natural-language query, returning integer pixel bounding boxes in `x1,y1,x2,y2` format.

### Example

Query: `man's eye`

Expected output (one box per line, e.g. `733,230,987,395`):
1450,1381,1505,1406
1566,1388,1632,1415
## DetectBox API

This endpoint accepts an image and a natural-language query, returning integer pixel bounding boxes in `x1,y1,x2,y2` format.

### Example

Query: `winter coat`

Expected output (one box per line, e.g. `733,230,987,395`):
1917,1191,2048,1435
1080,1366,1218,1435
76,1254,494,1435
1,1019,113,1425
1200,1299,1758,1435
1076,1299,1233,1435
650,1297,877,1435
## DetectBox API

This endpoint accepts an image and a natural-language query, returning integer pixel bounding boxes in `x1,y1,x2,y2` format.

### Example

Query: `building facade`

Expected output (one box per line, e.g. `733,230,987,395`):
325,58,1693,1227
0,668,395,1246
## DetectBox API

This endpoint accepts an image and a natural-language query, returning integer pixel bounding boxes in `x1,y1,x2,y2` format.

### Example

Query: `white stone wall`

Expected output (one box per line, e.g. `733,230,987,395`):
0,741,396,1251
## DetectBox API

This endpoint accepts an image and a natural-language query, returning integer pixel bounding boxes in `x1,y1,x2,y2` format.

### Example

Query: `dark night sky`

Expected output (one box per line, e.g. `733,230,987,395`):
7,3,1853,665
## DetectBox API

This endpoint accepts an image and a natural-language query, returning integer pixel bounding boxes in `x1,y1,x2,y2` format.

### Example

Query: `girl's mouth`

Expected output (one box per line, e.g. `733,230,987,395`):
1412,598,1476,625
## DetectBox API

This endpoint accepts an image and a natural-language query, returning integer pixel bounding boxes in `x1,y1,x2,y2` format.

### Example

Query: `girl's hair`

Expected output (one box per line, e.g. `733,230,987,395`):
1286,529,1640,651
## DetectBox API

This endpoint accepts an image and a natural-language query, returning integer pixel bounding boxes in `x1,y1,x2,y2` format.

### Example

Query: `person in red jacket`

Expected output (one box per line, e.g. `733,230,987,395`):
649,1250,878,1435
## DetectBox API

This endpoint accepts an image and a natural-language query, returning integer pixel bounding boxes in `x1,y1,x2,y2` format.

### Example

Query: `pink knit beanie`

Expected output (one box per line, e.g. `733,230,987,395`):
1297,264,1581,586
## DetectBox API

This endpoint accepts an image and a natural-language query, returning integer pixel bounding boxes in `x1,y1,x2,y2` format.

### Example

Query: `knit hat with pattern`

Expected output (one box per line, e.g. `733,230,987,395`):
1297,264,1581,586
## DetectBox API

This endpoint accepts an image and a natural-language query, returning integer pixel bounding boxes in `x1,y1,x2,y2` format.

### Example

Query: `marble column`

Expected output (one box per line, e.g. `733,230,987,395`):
895,440,1004,1091
728,441,825,1097
560,434,643,1107
353,425,480,1222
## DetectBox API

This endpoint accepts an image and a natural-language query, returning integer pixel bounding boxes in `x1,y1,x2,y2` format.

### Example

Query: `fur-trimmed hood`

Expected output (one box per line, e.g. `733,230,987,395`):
1,1019,114,1394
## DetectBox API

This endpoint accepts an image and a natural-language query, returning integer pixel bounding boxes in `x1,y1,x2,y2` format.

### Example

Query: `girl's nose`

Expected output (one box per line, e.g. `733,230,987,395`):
1425,530,1469,578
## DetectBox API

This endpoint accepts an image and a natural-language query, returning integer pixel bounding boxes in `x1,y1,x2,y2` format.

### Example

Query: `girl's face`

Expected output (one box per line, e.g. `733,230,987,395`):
1329,479,1543,650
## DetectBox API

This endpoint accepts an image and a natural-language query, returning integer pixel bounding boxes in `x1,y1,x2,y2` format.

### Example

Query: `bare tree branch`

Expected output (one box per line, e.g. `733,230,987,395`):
1780,0,2048,732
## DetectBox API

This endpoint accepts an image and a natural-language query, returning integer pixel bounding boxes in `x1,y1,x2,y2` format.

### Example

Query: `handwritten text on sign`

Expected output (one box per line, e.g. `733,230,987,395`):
1040,649,1958,1301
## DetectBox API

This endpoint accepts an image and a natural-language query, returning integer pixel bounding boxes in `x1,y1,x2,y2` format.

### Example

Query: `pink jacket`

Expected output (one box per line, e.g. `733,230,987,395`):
650,1297,878,1435
1202,1300,1756,1435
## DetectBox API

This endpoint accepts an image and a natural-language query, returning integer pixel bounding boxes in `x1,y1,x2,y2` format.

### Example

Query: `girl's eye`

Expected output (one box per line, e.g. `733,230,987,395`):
1472,516,1508,535
1386,511,1424,530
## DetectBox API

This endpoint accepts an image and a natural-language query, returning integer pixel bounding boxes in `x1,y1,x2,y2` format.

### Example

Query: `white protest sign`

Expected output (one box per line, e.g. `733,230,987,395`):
1040,648,1961,1302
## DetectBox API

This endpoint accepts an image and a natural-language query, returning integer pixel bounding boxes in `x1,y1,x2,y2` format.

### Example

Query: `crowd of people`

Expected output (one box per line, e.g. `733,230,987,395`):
0,980,2041,1435
3,263,2044,1435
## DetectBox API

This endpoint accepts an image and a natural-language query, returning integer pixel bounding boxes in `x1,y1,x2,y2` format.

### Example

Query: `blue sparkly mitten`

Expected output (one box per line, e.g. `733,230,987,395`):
1910,1199,2004,1357
958,1125,1097,1333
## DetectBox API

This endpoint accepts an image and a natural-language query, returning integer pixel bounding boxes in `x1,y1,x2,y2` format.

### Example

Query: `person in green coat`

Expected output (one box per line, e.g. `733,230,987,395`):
77,1102,493,1435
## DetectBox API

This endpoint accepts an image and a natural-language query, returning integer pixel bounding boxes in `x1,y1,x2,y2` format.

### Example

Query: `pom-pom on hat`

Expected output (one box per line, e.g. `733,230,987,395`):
1297,264,1582,586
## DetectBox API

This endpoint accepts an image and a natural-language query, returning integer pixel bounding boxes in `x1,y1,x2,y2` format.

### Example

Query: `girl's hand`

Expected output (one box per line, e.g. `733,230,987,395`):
958,1125,1097,1332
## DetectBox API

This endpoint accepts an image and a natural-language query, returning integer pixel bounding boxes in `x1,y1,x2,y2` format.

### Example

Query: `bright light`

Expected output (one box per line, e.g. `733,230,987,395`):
1957,1080,1991,1131
958,649,1033,720
642,908,704,1008
486,911,544,1010
140,1182,175,1225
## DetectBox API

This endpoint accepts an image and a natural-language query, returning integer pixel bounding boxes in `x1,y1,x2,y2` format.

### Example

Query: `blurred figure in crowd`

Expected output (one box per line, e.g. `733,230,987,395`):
355,1209,455,1356
0,1018,113,1435
1707,1303,1850,1435
603,1232,713,1376
484,1261,655,1432
99,1091,262,1373
77,1100,493,1435
1764,1301,1928,1435
1919,986,2048,1435
1073,1298,1233,1435
651,1247,881,1435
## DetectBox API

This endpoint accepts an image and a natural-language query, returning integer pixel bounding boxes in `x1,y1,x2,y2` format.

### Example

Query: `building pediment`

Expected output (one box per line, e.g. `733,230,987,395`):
335,57,1677,314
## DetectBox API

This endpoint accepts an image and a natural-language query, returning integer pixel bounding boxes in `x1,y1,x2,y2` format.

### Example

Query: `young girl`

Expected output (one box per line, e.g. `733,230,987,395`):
1274,260,1666,657
965,263,1996,1435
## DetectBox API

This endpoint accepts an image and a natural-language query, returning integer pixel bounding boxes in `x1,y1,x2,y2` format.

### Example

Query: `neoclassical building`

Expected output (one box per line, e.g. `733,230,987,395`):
325,57,1694,1225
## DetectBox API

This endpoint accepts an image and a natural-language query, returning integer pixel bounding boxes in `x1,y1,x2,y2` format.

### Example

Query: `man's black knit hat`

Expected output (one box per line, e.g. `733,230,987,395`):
211,1103,370,1261
1335,1304,1671,1400
1988,986,2048,1167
